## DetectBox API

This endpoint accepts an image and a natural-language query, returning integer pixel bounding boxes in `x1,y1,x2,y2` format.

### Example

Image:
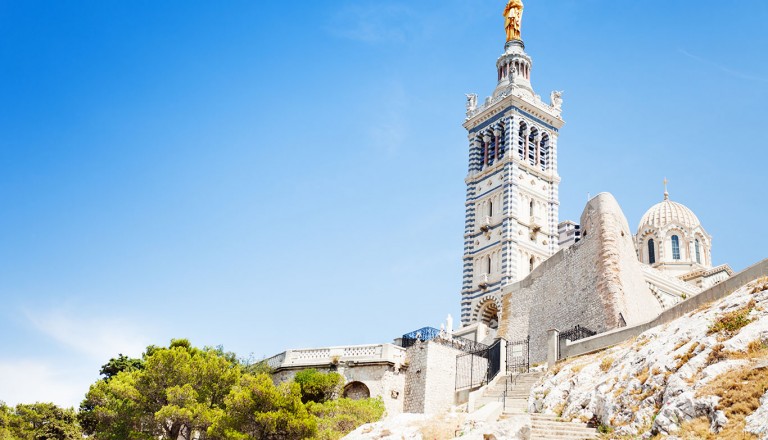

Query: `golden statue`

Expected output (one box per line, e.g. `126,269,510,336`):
504,0,524,41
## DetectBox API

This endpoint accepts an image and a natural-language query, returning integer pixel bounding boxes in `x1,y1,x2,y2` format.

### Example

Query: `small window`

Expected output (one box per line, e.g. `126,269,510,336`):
671,235,681,260
529,256,535,273
486,256,492,274
695,239,701,264
488,200,493,217
648,239,656,264
529,200,534,217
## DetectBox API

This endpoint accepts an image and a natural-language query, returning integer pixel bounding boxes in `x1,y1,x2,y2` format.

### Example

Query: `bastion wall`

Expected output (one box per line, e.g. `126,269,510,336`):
498,193,663,363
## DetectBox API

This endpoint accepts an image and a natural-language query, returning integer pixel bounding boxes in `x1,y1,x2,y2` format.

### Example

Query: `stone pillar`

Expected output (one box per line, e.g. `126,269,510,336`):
546,329,560,370
499,339,508,374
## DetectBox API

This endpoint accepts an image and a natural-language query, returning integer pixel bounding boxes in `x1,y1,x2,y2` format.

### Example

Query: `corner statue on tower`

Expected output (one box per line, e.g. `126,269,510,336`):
504,0,524,41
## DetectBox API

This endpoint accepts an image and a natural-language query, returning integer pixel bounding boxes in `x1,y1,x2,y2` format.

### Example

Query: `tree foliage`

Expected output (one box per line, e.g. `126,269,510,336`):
293,369,343,404
0,402,82,440
80,341,240,440
307,397,385,440
79,340,384,440
208,374,316,439
99,354,144,380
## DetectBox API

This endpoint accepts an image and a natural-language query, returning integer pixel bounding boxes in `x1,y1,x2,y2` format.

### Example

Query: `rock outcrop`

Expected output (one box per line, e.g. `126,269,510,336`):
530,277,768,438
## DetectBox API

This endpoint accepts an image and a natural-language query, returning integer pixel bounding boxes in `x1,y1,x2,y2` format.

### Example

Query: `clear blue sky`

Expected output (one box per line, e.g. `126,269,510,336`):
1,0,767,407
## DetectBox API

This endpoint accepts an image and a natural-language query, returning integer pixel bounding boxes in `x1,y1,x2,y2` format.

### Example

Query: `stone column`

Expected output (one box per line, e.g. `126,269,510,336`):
546,329,560,370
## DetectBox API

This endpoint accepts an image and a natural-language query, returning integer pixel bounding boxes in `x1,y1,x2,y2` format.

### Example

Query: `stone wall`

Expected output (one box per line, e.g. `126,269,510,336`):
497,193,663,363
403,341,463,414
560,257,768,360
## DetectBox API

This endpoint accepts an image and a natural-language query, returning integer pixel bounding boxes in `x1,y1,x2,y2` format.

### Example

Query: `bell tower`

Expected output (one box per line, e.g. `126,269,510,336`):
460,2,565,328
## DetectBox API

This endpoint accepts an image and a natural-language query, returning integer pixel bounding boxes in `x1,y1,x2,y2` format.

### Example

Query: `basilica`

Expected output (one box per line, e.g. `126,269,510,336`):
456,7,733,352
263,1,756,417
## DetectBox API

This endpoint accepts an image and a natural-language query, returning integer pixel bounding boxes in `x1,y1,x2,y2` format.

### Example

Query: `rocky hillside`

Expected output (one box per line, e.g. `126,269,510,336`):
532,277,768,439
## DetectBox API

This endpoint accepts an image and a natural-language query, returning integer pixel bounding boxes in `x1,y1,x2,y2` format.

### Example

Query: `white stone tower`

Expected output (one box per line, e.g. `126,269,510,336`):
460,8,565,327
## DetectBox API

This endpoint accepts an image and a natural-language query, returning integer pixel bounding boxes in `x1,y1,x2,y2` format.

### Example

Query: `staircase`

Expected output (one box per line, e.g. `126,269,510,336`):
479,372,598,440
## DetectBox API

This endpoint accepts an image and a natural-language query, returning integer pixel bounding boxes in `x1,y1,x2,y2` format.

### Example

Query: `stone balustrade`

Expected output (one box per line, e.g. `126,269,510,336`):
267,343,406,370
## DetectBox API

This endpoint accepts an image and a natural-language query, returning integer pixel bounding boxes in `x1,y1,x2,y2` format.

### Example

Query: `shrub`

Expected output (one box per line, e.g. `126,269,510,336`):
708,301,755,335
294,369,344,404
600,357,613,372
307,398,385,440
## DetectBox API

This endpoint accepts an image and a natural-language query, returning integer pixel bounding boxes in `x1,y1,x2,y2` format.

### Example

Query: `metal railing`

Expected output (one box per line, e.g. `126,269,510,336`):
401,327,489,354
558,325,597,359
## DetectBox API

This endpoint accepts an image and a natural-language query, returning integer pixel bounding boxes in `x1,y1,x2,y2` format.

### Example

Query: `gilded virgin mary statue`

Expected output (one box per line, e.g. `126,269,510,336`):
504,0,524,41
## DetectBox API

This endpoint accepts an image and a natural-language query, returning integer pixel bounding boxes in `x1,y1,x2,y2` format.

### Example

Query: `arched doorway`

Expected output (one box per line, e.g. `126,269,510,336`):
342,381,370,400
478,300,499,330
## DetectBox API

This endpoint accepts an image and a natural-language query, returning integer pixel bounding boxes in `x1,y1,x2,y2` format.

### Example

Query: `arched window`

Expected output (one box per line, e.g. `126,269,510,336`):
695,239,701,264
528,128,539,166
497,125,505,158
529,200,534,217
539,134,550,170
529,256,535,273
671,235,681,260
486,256,492,274
488,200,493,217
518,122,527,159
648,239,656,264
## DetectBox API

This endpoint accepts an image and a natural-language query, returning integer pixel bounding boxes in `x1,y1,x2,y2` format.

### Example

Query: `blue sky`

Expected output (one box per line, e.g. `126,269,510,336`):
1,0,767,407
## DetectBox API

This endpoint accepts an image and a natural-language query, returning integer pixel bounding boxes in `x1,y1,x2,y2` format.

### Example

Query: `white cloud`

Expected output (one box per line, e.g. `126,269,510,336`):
0,360,88,408
678,48,768,83
25,308,149,361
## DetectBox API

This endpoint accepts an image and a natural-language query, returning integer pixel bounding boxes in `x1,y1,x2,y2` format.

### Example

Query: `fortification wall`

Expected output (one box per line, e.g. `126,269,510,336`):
403,341,462,414
497,193,663,363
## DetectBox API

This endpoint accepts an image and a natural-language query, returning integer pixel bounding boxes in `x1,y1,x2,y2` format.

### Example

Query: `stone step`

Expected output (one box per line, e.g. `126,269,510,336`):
532,421,591,429
531,429,597,439
532,424,595,433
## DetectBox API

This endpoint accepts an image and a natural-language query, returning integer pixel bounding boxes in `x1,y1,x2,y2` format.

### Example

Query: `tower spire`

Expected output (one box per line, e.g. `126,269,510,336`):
663,177,669,200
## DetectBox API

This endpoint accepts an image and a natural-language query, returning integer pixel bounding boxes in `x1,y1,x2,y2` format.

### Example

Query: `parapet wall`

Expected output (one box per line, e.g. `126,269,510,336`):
498,193,663,363
560,258,768,359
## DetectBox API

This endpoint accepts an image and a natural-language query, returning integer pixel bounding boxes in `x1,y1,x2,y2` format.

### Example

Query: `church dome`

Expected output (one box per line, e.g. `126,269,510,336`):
638,195,701,232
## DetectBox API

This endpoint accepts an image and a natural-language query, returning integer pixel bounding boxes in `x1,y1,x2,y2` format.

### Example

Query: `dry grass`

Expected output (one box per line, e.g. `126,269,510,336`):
675,341,700,370
706,343,727,365
636,366,650,384
600,356,614,372
692,365,768,439
708,300,756,335
572,363,586,374
728,338,768,361
749,276,768,294
674,338,692,351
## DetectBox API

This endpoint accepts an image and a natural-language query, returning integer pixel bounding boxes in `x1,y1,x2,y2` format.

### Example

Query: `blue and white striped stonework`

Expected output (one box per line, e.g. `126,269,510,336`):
460,102,564,326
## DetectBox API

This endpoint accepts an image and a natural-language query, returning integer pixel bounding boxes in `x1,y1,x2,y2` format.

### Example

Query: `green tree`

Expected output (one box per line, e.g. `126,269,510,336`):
208,374,316,440
80,340,241,440
292,370,343,404
0,402,13,440
2,403,81,440
99,354,144,380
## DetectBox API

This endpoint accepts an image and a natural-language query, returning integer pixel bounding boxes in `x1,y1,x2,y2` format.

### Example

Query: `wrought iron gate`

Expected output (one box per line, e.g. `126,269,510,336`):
455,339,503,391
506,336,529,374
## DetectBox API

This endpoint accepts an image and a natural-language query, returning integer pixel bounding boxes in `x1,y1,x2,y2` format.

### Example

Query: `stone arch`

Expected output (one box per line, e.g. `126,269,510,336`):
342,381,370,400
473,296,501,329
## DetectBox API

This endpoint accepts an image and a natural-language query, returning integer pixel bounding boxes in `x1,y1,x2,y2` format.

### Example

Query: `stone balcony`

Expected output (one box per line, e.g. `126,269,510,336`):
266,343,406,371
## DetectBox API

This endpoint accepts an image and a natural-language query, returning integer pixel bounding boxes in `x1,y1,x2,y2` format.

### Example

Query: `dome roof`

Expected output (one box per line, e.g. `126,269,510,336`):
638,195,702,232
